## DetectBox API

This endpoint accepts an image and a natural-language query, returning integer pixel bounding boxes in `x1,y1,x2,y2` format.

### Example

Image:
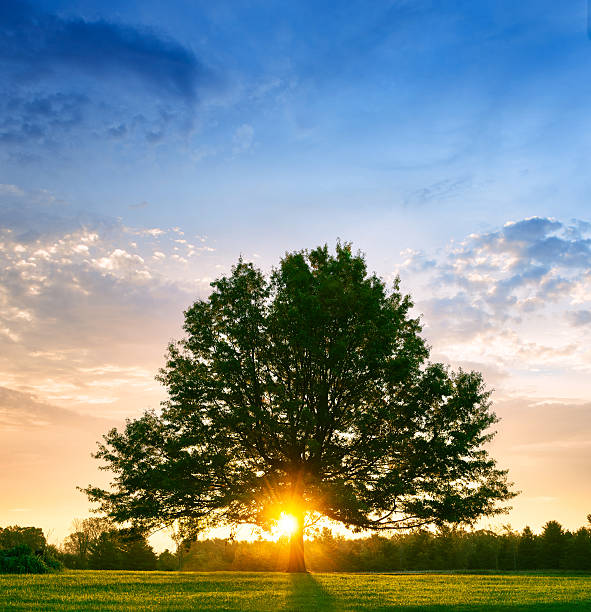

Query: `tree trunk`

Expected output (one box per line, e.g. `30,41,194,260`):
286,511,306,573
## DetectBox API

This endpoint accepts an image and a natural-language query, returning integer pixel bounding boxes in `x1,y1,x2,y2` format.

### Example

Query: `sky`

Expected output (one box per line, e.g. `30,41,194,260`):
1,0,591,548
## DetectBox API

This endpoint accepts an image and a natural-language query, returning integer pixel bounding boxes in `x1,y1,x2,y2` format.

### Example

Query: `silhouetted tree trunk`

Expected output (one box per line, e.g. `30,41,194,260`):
287,511,306,573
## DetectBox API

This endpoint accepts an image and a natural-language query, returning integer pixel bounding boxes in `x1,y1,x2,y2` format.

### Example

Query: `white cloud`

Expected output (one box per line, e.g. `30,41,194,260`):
399,217,591,397
0,186,226,418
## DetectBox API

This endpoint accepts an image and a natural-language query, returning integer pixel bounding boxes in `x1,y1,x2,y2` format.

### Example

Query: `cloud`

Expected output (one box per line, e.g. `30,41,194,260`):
0,1,208,102
0,184,24,197
404,176,474,206
0,92,88,146
128,201,150,210
399,217,591,391
0,386,104,431
0,186,117,241
404,216,591,317
0,1,217,153
0,185,224,417
0,188,233,541
502,217,562,242
107,123,128,139
566,310,591,327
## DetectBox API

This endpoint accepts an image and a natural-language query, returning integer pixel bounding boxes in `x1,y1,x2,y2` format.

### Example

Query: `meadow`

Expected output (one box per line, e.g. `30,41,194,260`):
1,571,590,611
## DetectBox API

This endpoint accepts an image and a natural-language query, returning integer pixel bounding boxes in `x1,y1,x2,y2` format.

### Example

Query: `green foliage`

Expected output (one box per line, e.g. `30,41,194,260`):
87,529,157,571
122,536,158,571
88,532,122,570
61,517,113,569
0,544,62,574
565,529,591,571
0,526,61,575
85,244,514,543
156,549,178,571
0,545,46,574
60,519,157,570
540,521,567,569
0,526,46,553
517,526,539,570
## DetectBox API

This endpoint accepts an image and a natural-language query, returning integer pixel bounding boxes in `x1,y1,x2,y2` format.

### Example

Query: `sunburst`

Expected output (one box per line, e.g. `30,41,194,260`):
274,512,298,537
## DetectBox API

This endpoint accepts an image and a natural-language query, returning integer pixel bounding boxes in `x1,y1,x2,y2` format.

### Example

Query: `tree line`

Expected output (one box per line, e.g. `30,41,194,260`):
3,517,591,573
179,518,591,572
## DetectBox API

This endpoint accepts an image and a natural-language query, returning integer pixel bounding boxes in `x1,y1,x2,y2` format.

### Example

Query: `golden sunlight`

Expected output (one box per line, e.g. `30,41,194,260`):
274,512,298,538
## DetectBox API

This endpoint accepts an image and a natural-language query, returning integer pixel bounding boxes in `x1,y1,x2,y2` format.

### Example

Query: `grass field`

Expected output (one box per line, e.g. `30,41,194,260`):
1,571,590,611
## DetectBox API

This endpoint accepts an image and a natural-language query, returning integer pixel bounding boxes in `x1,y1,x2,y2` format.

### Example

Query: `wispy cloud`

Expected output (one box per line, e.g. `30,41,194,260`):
232,124,255,155
0,386,105,431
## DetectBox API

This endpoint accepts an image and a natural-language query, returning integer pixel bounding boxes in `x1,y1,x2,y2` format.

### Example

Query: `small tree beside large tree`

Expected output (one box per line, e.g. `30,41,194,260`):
85,244,515,572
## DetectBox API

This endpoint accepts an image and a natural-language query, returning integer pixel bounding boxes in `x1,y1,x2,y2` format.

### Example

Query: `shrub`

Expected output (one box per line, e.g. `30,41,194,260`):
0,544,62,574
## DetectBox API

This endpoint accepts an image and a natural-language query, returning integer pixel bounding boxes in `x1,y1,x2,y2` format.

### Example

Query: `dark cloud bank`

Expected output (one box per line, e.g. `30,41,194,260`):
0,0,207,100
0,1,215,149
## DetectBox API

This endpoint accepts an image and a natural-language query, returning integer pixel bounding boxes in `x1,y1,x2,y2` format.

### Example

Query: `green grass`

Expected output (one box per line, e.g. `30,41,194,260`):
1,571,590,611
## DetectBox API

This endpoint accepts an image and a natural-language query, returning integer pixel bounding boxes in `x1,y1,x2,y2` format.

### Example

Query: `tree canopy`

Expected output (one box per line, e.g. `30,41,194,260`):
85,243,515,572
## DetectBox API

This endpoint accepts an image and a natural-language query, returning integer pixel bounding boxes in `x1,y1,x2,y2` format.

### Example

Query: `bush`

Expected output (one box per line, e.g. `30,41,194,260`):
39,548,63,572
0,544,62,574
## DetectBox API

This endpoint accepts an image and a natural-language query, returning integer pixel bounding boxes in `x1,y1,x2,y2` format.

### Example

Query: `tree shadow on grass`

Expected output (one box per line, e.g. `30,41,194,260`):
284,573,337,611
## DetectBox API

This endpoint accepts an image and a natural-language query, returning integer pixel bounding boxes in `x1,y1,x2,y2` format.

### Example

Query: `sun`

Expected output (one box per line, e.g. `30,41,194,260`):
274,512,298,538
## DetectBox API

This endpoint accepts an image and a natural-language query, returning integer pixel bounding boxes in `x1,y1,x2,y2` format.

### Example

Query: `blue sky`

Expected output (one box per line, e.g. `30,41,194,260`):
1,1,591,545
2,0,589,246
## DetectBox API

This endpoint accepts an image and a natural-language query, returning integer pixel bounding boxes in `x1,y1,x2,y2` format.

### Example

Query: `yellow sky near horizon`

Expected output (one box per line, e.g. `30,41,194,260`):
1,215,591,550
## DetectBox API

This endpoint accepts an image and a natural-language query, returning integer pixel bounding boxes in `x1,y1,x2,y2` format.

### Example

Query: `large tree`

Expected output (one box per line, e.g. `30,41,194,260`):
85,244,515,572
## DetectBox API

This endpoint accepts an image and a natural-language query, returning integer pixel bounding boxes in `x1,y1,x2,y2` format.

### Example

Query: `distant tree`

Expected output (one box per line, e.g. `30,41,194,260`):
157,549,178,571
564,527,591,570
62,517,112,568
85,244,515,572
432,526,468,570
118,529,157,570
86,528,156,570
517,526,538,570
404,530,435,570
88,531,121,570
467,530,498,569
0,526,46,553
132,517,591,572
539,521,566,569
359,534,396,572
497,525,518,570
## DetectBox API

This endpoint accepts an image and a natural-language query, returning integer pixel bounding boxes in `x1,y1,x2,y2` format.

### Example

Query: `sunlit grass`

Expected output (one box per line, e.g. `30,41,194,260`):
1,571,591,610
